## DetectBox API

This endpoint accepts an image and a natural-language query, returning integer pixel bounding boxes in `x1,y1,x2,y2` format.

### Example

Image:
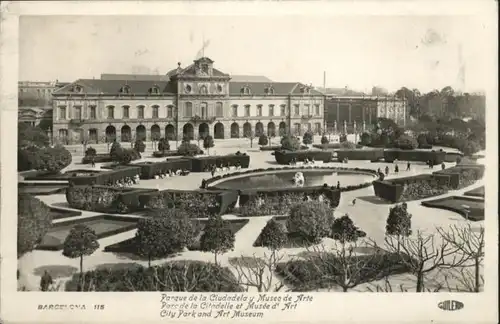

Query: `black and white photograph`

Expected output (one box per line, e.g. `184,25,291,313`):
1,1,497,323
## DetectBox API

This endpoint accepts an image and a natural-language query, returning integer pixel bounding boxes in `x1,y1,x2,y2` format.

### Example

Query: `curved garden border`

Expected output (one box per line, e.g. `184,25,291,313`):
421,196,484,221
204,165,379,192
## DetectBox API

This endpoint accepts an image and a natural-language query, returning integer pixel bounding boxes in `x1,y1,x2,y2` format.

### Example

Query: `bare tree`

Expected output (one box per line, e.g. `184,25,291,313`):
437,224,484,292
376,230,471,292
230,253,286,292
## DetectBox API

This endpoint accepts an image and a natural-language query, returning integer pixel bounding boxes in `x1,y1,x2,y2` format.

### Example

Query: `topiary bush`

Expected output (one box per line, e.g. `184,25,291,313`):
177,142,203,157
203,135,215,155
254,218,288,249
17,194,52,257
281,135,301,151
157,138,170,152
258,135,269,146
287,201,333,244
302,131,314,145
85,147,97,157
134,140,146,153
321,135,329,145
386,203,412,241
394,135,418,150
360,132,372,146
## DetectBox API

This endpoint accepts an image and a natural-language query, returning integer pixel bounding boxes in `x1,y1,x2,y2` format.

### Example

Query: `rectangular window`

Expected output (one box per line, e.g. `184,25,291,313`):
138,106,144,119
216,102,224,117
123,106,129,119
107,106,114,119
315,104,320,116
200,103,208,118
269,105,274,116
59,106,66,119
294,104,300,116
232,105,238,117
167,106,173,118
185,102,193,117
280,105,286,116
73,106,82,119
303,104,310,116
244,105,250,117
152,106,159,118
257,105,262,116
90,106,96,119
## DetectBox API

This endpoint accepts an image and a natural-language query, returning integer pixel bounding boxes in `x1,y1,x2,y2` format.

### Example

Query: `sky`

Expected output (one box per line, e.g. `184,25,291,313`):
19,14,492,93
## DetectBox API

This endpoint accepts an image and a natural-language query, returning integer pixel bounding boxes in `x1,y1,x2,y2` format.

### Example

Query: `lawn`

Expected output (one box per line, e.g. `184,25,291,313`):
37,215,139,251
104,218,249,255
464,186,485,198
421,196,484,221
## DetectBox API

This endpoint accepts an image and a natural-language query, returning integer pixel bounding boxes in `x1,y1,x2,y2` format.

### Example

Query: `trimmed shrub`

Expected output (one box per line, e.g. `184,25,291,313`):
85,147,97,157
287,201,333,244
360,132,372,146
188,154,250,172
254,218,287,250
330,214,364,243
81,153,113,164
157,138,170,152
321,135,329,145
337,149,384,161
460,140,482,156
281,135,301,151
203,135,215,155
274,150,333,164
302,131,314,145
18,194,52,257
18,146,39,171
134,159,192,179
62,224,99,275
134,140,146,153
416,133,428,146
65,261,243,292
199,215,235,264
67,166,141,186
383,149,446,164
339,134,347,143
394,135,418,150
177,142,203,156
258,135,269,146
386,204,412,238
31,145,72,174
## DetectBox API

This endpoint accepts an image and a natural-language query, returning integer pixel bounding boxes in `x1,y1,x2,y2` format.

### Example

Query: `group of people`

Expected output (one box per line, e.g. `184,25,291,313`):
153,169,189,179
289,157,317,166
208,162,242,177
106,175,140,188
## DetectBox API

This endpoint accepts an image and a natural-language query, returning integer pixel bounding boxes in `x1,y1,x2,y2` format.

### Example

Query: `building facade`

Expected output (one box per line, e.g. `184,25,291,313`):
324,95,407,133
51,57,325,144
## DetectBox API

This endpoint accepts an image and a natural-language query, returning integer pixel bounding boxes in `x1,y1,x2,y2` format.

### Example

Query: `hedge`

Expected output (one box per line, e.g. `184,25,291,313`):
336,149,384,161
238,186,341,216
433,164,485,190
383,149,446,164
188,153,250,172
134,159,192,179
421,196,484,221
312,143,364,150
65,185,158,213
67,166,142,186
152,149,204,158
274,150,333,164
81,154,113,164
260,145,309,151
24,169,103,181
64,261,243,292
137,189,238,217
443,151,465,163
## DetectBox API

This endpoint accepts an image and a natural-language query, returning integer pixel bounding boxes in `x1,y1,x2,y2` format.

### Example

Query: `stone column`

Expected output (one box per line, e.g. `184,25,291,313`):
336,101,340,124
348,101,352,123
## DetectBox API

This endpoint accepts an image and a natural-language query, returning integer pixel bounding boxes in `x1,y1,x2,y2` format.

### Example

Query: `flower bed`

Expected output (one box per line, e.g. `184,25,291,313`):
66,185,158,213
274,150,333,164
336,149,384,161
421,196,484,221
275,252,415,291
238,186,340,217
133,159,193,179
137,189,238,217
67,166,142,186
383,149,446,164
64,260,243,292
188,153,250,172
81,153,114,164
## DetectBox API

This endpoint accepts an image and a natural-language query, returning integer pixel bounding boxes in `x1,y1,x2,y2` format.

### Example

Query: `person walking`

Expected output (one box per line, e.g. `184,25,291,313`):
385,166,389,176
40,270,53,292
91,155,95,168
210,165,215,177
395,164,399,173
406,162,411,171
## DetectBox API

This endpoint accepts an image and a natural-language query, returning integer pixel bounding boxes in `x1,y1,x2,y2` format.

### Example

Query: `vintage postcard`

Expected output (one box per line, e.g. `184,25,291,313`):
1,1,498,323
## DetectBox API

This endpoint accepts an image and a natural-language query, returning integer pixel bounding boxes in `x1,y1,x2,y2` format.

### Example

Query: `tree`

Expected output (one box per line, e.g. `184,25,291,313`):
203,135,215,155
199,215,235,264
394,135,418,150
437,224,484,292
18,122,49,149
377,230,470,292
258,219,288,251
360,132,372,146
116,148,139,165
31,145,72,174
416,133,428,146
17,194,52,257
302,131,313,145
245,130,255,148
62,224,100,288
460,140,481,156
136,212,198,267
280,135,301,151
287,201,332,244
339,133,347,143
321,135,329,145
330,214,363,245
110,140,122,159
177,142,201,156
230,253,286,292
158,138,170,153
85,146,97,157
134,139,146,153
385,204,412,252
258,134,269,146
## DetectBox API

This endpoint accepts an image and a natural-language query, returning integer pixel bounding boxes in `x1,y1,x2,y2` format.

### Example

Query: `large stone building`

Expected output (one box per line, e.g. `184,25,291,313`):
51,57,325,144
324,95,407,133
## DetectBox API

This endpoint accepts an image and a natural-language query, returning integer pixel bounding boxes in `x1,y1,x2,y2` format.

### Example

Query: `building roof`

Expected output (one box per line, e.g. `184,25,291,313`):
53,79,177,96
229,82,323,96
100,74,169,81
230,75,273,82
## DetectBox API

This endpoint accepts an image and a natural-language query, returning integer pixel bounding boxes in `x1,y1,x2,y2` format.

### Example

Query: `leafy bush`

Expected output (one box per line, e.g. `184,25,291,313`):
116,148,141,165
258,135,269,146
134,140,146,153
177,142,202,156
254,218,287,250
339,134,347,143
136,213,199,266
360,132,372,146
460,140,481,156
62,224,100,275
65,261,243,292
199,215,235,264
157,138,170,152
340,141,357,149
110,141,122,159
321,135,329,145
330,214,364,243
274,150,333,164
189,154,250,172
85,147,97,157
31,145,72,174
18,146,39,171
203,135,215,154
394,135,418,150
287,201,333,244
386,204,412,238
302,131,314,145
417,133,428,146
281,135,301,151
18,123,50,149
17,194,52,257
134,159,192,179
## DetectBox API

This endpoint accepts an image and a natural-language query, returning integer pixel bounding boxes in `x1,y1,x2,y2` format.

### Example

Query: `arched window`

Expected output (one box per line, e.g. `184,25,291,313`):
199,85,208,95
185,102,193,117
150,85,160,95
241,86,251,95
